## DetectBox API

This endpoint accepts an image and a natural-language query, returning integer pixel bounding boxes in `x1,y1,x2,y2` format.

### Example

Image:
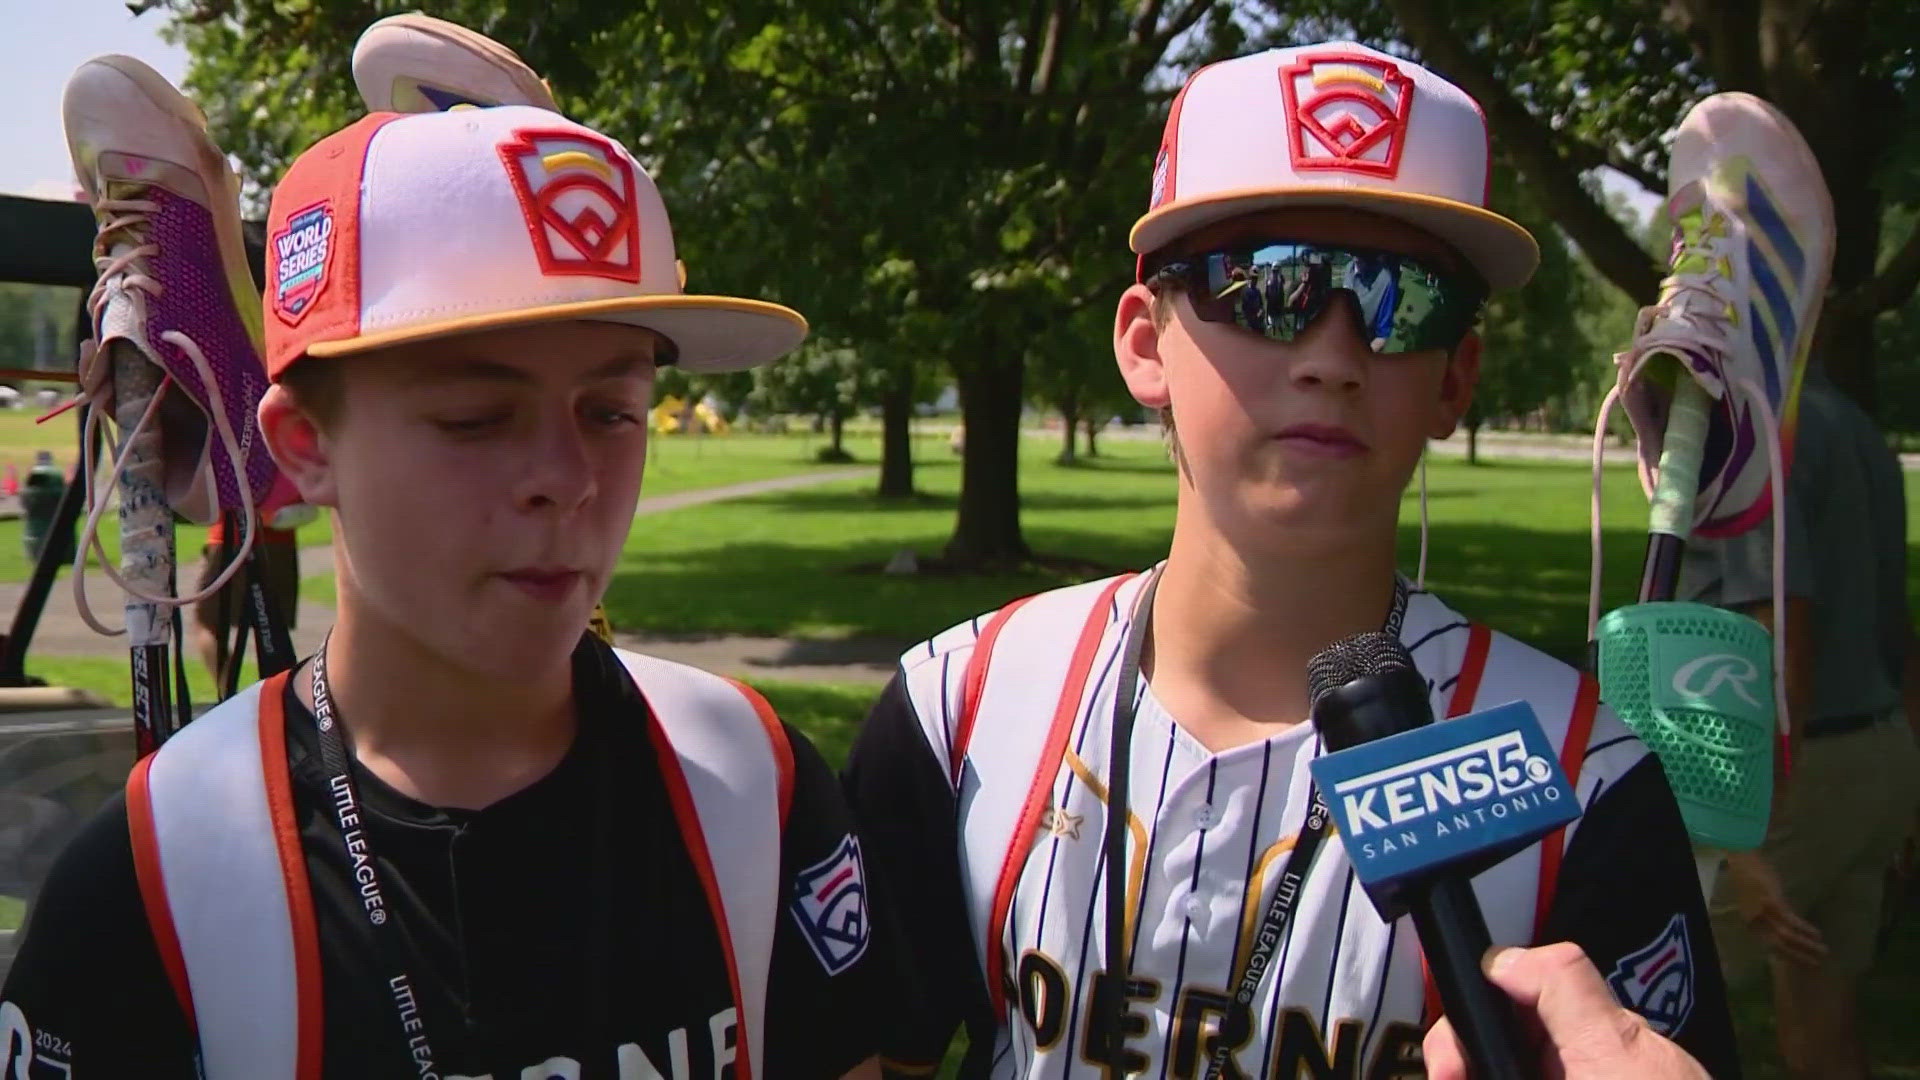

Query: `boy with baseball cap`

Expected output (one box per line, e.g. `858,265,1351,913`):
5,50,883,1080
845,43,1740,1076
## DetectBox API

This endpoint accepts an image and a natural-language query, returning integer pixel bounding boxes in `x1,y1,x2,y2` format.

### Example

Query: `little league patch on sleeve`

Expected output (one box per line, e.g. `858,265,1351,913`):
1606,912,1696,1037
789,834,870,976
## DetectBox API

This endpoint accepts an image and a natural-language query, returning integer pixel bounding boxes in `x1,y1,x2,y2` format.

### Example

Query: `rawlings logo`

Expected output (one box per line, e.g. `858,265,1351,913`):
1671,653,1764,710
271,202,335,325
1607,914,1696,1037
1278,52,1415,178
498,128,643,282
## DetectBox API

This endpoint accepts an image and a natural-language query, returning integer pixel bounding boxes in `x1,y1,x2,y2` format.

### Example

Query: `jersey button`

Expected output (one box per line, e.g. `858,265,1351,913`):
1195,804,1217,830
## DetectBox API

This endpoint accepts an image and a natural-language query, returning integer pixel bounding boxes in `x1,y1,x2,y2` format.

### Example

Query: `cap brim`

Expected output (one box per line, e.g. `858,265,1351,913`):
1130,187,1540,291
303,294,808,372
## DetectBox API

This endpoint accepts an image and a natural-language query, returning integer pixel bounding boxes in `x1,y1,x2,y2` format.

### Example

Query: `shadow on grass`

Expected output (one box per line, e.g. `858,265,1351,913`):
602,524,1170,642
605,520,1653,653
1402,521,1649,665
745,487,1177,515
1049,458,1178,475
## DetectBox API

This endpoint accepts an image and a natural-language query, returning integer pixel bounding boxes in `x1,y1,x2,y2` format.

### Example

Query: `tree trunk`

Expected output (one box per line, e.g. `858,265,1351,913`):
1801,108,1885,412
829,411,845,457
1467,421,1481,465
944,350,1029,568
1057,404,1079,463
1085,417,1100,457
878,373,915,499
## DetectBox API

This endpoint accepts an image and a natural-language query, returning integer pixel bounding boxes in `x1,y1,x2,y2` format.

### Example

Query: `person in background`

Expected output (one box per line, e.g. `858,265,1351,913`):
1678,369,1920,1080
191,512,300,685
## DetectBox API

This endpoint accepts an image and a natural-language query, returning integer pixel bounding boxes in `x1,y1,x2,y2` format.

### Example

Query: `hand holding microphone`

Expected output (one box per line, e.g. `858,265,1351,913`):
1307,632,1585,1080
1424,943,1710,1080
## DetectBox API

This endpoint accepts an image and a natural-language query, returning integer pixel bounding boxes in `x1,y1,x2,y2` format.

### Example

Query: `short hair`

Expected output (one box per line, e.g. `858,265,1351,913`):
1145,279,1177,435
277,357,344,430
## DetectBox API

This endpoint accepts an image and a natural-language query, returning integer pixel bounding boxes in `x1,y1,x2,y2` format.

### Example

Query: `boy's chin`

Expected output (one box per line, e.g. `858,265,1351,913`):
453,602,598,656
1221,486,1391,543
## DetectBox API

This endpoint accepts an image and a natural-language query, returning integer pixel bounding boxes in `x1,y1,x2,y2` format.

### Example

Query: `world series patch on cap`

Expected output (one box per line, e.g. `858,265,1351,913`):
1133,42,1540,291
262,106,808,380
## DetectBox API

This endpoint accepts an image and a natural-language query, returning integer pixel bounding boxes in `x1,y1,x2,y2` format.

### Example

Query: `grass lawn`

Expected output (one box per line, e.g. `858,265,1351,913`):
0,429,898,588
533,437,1919,666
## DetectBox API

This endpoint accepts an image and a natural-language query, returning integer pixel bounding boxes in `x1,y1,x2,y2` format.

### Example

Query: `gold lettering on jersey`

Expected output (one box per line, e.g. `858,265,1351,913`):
1010,956,1427,1080
1168,988,1248,1080
1079,970,1160,1078
1017,950,1070,1049
1273,1011,1361,1079
1365,1022,1426,1080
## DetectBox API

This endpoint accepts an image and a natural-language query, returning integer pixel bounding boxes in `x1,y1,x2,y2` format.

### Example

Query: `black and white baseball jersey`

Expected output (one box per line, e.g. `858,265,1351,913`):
846,571,1740,1078
4,636,886,1078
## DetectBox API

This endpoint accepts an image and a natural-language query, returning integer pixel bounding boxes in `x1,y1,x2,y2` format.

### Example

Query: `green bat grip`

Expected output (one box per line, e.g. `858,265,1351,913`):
1650,375,1713,542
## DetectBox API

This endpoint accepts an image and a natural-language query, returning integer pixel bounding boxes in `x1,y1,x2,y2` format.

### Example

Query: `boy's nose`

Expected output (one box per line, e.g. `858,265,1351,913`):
1287,293,1373,390
514,419,599,512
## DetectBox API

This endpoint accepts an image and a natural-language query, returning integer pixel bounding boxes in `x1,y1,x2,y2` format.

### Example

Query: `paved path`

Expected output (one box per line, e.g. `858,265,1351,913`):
297,467,871,578
1,467,900,682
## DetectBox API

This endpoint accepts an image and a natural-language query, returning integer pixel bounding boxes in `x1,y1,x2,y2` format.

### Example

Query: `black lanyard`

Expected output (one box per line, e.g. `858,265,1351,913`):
307,640,619,1074
1100,571,1409,1076
310,643,453,1074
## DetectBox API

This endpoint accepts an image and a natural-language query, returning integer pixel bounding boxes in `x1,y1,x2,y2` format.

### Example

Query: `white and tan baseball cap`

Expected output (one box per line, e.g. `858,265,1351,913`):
1133,42,1539,290
262,106,806,379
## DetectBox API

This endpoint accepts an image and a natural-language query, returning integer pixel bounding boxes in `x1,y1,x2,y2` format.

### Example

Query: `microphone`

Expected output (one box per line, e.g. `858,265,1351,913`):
1307,633,1582,1080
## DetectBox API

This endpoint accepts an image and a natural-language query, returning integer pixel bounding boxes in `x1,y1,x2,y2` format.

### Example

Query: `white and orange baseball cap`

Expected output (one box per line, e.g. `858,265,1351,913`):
1133,42,1539,290
262,105,806,379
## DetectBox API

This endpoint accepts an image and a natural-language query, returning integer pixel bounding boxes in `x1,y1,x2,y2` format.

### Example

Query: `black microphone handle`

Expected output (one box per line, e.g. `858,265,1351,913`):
1405,875,1530,1080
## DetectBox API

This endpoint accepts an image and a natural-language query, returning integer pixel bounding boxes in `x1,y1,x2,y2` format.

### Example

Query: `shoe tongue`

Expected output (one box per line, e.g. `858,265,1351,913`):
95,178,153,263
96,285,149,347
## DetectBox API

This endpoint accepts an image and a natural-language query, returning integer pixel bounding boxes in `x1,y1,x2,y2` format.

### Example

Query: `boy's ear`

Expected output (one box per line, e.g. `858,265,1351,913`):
258,385,338,508
1115,283,1172,410
1430,330,1482,439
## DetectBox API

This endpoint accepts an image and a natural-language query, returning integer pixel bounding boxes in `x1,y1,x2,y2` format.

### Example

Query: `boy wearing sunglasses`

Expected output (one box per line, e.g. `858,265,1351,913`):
845,43,1739,1077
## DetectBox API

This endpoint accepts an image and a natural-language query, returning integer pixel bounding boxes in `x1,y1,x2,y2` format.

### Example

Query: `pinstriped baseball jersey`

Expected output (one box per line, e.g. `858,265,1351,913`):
845,571,1742,1079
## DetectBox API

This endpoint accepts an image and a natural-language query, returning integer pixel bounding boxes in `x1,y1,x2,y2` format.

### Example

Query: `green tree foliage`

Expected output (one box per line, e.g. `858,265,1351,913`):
1026,298,1132,464
162,0,1253,567
1465,164,1595,461
745,342,878,462
1249,0,1920,412
0,286,79,374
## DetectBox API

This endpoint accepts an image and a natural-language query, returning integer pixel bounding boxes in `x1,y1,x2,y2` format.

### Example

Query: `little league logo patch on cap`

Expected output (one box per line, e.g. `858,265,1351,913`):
498,127,642,282
1606,913,1696,1037
271,202,336,325
789,834,870,976
1279,51,1415,179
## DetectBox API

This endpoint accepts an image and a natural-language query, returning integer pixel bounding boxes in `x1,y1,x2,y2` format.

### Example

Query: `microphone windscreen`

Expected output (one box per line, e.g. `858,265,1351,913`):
1308,631,1416,709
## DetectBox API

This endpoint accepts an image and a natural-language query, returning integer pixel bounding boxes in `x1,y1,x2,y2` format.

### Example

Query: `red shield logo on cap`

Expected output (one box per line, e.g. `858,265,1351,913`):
498,128,642,282
1278,53,1415,179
